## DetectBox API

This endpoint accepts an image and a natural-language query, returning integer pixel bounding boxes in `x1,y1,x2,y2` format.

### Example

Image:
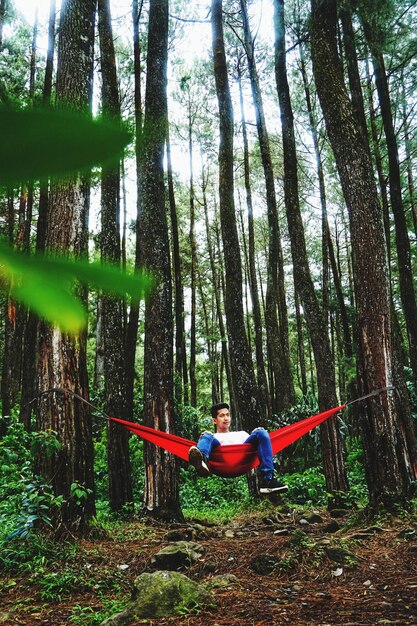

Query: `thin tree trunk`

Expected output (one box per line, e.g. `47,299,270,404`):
0,0,6,48
275,0,348,497
140,0,182,521
197,267,218,404
295,290,307,397
202,173,235,413
237,62,271,418
98,0,133,512
4,10,39,429
166,122,188,405
188,108,197,408
240,0,294,412
20,0,56,429
211,0,261,431
400,68,417,241
125,0,144,422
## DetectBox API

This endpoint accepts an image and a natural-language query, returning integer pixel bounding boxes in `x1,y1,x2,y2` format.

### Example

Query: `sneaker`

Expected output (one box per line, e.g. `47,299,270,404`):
188,446,210,477
259,476,288,494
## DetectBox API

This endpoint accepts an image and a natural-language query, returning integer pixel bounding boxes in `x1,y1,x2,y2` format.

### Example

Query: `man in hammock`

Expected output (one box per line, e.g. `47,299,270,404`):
188,402,288,494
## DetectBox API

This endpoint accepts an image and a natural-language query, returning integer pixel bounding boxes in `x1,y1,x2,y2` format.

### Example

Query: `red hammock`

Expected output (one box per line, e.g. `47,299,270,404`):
110,404,345,478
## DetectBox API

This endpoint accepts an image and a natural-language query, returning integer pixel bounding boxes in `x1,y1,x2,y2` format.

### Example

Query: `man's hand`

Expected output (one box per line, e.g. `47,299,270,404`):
251,427,266,433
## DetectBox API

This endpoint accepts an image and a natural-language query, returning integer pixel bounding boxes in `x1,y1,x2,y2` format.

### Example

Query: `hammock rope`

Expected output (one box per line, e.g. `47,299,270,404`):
27,386,393,478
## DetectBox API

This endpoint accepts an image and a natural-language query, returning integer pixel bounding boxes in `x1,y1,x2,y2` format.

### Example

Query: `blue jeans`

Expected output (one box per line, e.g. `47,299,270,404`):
197,429,274,479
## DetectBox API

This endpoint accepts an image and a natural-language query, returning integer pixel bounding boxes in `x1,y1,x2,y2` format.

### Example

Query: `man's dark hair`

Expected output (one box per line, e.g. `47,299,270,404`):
211,402,229,420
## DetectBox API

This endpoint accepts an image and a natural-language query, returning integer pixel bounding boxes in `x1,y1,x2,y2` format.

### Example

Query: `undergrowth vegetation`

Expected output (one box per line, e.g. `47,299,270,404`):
0,400,370,546
0,403,415,625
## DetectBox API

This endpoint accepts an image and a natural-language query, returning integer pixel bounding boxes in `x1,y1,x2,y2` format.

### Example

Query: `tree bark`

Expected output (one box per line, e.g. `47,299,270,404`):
140,0,182,521
310,0,417,509
98,0,133,512
361,13,417,393
20,0,56,429
240,0,294,413
400,69,417,239
211,0,261,431
295,290,307,396
36,0,96,534
237,65,270,416
125,0,144,423
202,175,235,412
188,102,197,408
274,0,348,497
166,122,188,405
0,0,6,49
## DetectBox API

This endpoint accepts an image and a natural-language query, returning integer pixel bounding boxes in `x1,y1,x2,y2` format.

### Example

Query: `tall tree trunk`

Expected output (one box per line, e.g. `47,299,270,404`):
1,193,25,426
36,0,96,535
240,0,294,412
299,41,356,408
211,0,261,431
275,0,348,497
295,290,307,396
3,10,39,429
0,0,6,48
361,14,417,393
339,5,369,141
98,0,133,512
197,266,218,404
364,55,391,264
310,0,417,509
202,175,235,412
20,0,56,429
188,107,197,408
166,122,188,405
125,0,144,422
140,0,182,521
237,60,271,418
400,70,417,239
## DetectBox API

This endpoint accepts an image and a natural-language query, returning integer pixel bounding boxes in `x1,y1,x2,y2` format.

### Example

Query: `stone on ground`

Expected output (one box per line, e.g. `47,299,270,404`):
101,570,215,625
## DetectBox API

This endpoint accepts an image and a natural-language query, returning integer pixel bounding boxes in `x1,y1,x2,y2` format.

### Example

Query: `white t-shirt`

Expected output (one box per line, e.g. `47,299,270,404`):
214,431,250,445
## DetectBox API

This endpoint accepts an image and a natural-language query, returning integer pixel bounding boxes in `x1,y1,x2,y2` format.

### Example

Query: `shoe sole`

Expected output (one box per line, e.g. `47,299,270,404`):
260,485,288,494
188,447,210,477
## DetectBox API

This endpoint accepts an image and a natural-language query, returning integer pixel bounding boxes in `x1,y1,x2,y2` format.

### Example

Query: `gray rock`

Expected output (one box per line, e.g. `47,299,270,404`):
151,541,204,570
165,529,195,542
397,528,416,540
329,508,349,519
273,528,290,536
203,560,217,573
324,520,340,533
206,574,239,588
250,553,280,575
324,546,353,563
101,571,215,625
306,513,324,524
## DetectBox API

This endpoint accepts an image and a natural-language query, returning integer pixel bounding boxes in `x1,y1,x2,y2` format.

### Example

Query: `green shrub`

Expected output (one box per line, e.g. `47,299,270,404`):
0,416,62,538
284,467,327,506
180,468,249,519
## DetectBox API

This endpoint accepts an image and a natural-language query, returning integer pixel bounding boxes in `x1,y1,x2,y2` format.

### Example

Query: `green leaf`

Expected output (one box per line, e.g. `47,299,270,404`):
11,280,86,333
0,239,152,333
0,106,132,185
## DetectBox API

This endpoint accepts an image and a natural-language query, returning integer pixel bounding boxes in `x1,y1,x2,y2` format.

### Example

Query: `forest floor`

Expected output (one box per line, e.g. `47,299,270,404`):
1,502,417,626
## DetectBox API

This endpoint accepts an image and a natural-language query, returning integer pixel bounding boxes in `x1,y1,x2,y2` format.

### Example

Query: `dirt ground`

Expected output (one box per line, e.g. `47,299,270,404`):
1,505,417,626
